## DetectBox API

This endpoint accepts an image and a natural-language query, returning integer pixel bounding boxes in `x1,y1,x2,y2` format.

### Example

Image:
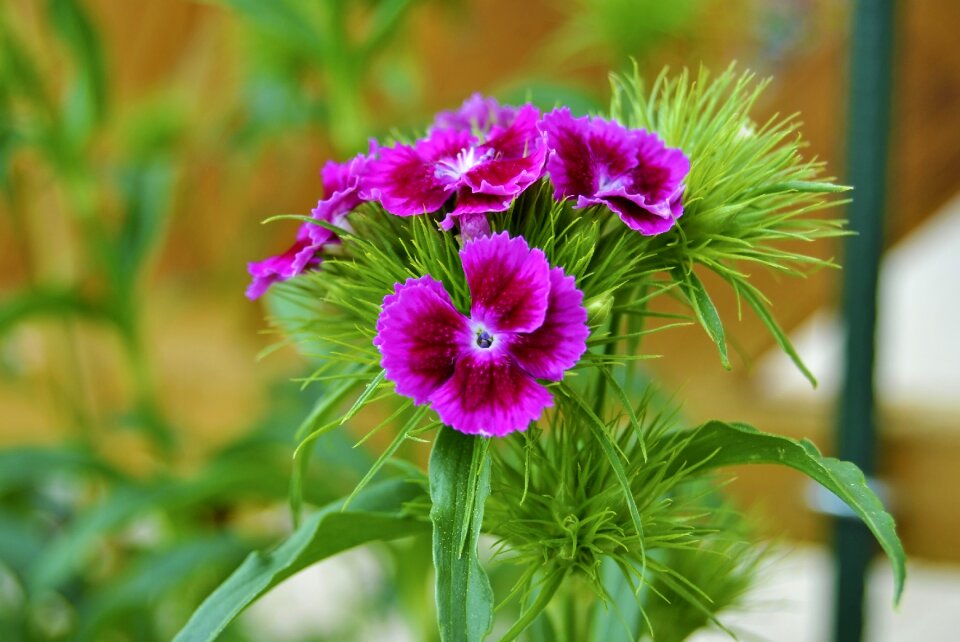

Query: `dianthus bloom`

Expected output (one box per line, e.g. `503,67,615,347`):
431,93,519,135
364,103,546,232
245,145,376,299
374,233,588,437
540,108,690,235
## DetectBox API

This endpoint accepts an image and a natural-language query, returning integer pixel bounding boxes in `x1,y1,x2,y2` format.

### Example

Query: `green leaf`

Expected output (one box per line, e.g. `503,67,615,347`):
115,159,176,285
738,281,817,387
0,509,45,576
46,0,108,140
0,446,121,493
0,287,111,337
204,0,322,56
289,368,381,523
29,484,172,592
75,535,250,642
28,453,310,592
294,368,375,441
670,420,905,603
343,404,427,509
677,270,730,369
558,384,645,559
173,477,430,642
500,569,566,642
429,427,494,642
750,180,853,196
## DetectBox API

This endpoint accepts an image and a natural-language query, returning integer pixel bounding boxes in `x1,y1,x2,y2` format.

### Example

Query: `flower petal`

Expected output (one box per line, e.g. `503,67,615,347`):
540,110,689,236
451,213,492,240
364,129,475,216
461,232,550,333
428,349,553,437
481,104,542,158
442,191,514,229
627,130,689,203
540,108,635,200
507,267,589,380
596,191,681,235
375,276,471,404
432,93,517,134
245,222,332,300
320,139,378,214
460,153,546,197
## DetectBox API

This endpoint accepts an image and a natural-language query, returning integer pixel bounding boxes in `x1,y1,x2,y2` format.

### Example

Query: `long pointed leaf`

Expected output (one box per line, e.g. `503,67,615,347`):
559,383,645,563
173,477,430,642
500,570,566,642
429,428,494,642
670,420,905,602
738,282,816,386
677,270,730,369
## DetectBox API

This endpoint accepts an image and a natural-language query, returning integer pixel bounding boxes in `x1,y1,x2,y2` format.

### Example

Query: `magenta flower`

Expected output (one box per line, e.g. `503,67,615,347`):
246,145,376,300
374,233,588,437
364,104,547,232
432,93,518,135
540,108,690,235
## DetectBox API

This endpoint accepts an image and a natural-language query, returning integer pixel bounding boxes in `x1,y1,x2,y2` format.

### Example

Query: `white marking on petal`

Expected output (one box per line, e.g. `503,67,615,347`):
434,147,490,181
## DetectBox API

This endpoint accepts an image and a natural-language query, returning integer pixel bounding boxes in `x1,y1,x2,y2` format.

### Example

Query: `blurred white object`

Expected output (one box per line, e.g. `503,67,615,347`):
692,545,960,642
758,192,960,412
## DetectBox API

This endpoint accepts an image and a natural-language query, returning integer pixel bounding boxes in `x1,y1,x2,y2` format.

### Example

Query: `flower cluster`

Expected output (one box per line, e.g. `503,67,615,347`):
247,95,691,436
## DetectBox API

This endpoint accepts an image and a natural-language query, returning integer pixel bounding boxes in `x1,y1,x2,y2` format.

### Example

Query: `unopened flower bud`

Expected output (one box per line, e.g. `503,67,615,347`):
585,293,613,326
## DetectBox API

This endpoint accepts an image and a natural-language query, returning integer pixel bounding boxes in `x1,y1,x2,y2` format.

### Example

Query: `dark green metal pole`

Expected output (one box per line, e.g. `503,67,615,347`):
834,1,895,641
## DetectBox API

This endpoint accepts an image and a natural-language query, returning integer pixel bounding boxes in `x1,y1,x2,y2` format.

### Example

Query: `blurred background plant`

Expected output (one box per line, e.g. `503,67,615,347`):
0,0,442,639
1,0,958,641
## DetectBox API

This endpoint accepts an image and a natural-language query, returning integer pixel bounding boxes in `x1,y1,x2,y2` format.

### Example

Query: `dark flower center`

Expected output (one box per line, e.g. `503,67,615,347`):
476,330,494,349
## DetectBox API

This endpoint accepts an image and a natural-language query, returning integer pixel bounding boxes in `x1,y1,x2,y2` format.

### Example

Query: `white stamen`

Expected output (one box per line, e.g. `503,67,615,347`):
435,147,485,181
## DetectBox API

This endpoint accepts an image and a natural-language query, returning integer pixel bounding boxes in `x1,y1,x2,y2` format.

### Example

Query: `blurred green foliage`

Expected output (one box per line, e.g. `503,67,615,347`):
214,0,426,153
0,0,441,639
0,0,806,640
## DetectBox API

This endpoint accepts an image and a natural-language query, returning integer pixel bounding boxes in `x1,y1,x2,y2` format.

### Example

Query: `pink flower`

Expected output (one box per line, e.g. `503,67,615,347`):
374,233,588,437
245,144,376,300
431,93,519,135
364,104,547,232
540,108,690,235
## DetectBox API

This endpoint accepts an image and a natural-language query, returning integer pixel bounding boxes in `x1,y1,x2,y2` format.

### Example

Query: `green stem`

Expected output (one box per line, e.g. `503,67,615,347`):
624,283,649,394
553,574,593,642
592,301,623,417
120,316,176,458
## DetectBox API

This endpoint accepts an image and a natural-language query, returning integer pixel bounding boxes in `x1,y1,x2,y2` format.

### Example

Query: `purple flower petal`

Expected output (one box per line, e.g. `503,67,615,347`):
628,130,689,203
432,93,518,134
427,348,553,437
440,192,514,231
461,232,550,333
480,104,543,158
375,276,472,404
540,108,689,236
540,108,635,199
593,194,678,235
454,213,492,240
320,140,378,214
247,143,379,300
245,221,333,300
365,129,476,216
370,103,545,226
507,267,589,380
461,154,546,197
